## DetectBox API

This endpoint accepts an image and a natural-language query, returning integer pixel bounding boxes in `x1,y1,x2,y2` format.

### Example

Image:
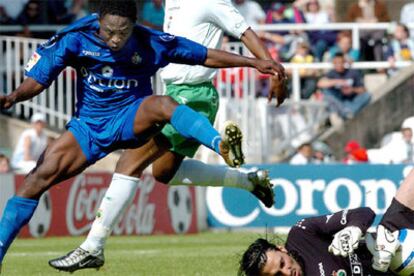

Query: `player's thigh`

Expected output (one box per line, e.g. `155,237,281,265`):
152,151,185,184
115,135,170,178
396,168,414,209
17,131,88,198
133,95,178,137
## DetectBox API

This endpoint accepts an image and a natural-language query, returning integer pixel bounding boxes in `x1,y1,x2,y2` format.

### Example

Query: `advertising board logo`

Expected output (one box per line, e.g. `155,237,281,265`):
207,171,399,228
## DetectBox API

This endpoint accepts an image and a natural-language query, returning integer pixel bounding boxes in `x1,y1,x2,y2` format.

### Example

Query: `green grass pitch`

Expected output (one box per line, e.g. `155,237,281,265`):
2,232,286,275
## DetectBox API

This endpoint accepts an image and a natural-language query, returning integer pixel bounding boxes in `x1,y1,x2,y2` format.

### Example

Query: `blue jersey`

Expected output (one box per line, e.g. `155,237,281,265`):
25,14,207,117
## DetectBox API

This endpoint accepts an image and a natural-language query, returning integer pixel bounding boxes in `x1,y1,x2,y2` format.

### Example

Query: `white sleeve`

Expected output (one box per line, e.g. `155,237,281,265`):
205,0,250,39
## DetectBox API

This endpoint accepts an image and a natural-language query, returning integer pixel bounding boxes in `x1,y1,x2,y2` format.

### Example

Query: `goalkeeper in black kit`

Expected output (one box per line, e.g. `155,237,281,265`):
239,169,414,276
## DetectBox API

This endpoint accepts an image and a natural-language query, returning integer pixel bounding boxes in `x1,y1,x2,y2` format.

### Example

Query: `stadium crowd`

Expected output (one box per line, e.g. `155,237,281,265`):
1,0,414,164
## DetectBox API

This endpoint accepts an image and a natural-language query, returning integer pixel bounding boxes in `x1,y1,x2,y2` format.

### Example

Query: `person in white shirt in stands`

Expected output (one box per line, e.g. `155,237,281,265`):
385,127,414,164
290,142,313,164
400,1,414,38
11,113,48,173
233,0,266,28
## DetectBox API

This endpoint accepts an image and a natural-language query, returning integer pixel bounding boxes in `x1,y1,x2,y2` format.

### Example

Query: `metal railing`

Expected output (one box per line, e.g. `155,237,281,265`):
1,35,413,163
256,22,414,50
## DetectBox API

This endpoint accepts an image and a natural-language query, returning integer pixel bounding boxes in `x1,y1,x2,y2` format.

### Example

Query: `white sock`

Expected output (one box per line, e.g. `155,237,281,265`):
80,173,140,253
169,159,253,191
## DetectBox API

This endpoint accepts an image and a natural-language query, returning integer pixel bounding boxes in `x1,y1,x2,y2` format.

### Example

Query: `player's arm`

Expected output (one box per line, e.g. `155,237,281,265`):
2,33,78,110
205,0,287,105
0,78,44,109
241,29,272,60
204,48,280,77
160,35,281,80
240,28,287,106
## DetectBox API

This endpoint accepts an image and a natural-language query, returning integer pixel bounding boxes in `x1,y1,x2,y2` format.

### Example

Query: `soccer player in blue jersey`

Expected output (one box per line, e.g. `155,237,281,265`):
48,0,288,272
0,1,285,272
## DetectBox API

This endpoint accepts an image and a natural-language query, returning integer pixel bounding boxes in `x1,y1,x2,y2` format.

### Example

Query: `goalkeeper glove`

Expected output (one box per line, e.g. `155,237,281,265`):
328,226,362,257
366,225,400,272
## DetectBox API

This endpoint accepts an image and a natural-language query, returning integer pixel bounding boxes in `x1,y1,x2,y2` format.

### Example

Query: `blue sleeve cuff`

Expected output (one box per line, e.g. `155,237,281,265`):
25,70,50,87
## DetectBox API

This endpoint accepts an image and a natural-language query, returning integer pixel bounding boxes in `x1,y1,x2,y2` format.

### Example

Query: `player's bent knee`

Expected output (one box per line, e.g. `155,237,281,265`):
153,169,175,184
156,96,179,120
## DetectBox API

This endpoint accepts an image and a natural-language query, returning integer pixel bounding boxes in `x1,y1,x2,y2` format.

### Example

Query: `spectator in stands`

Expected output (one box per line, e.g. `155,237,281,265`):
289,41,317,99
385,23,414,67
11,113,49,173
0,0,27,23
265,2,291,35
0,6,15,24
262,1,309,61
304,0,337,61
382,127,414,164
318,53,371,121
47,0,86,24
396,127,414,164
15,0,46,37
283,0,306,24
141,0,164,31
0,153,11,173
312,140,334,163
343,140,369,164
400,1,414,38
290,142,313,164
233,0,266,28
262,3,289,60
346,0,389,62
328,31,360,62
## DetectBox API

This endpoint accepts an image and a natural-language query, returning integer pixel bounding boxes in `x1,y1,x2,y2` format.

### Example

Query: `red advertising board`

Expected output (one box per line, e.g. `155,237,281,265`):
0,173,198,237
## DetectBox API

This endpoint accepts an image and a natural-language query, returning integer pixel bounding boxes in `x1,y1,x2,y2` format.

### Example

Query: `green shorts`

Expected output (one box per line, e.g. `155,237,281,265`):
161,82,219,158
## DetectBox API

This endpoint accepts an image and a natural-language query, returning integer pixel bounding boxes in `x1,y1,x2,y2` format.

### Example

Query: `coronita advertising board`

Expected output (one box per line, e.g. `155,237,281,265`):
207,164,412,228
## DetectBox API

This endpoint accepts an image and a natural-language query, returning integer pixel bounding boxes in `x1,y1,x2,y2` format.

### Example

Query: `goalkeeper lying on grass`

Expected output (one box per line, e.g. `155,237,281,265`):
239,169,414,276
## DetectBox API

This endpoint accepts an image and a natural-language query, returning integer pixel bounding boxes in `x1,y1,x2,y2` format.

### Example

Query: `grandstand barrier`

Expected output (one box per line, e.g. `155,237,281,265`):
206,164,412,232
0,172,200,238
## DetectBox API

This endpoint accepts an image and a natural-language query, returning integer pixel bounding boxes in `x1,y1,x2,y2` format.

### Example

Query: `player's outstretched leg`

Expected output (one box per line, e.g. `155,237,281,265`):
48,173,139,272
168,160,274,207
48,247,104,273
0,131,88,270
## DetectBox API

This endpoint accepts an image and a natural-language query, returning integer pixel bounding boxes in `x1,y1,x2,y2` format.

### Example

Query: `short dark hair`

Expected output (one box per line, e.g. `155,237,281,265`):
333,52,345,59
396,23,409,36
239,238,279,276
99,0,137,23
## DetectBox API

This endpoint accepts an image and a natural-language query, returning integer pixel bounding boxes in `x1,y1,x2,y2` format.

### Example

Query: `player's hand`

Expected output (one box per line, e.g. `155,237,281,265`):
254,60,287,106
328,226,362,257
366,225,400,272
0,94,15,109
269,74,288,107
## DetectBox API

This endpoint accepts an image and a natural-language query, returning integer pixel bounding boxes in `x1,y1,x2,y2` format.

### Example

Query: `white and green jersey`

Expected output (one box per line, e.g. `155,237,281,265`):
160,0,249,85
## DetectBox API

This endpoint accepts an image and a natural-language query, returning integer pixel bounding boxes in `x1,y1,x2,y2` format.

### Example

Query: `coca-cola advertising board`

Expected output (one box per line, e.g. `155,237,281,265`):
0,173,198,237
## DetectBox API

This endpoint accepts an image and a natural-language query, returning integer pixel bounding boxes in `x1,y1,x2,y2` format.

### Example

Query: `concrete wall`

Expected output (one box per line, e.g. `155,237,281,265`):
322,65,414,159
